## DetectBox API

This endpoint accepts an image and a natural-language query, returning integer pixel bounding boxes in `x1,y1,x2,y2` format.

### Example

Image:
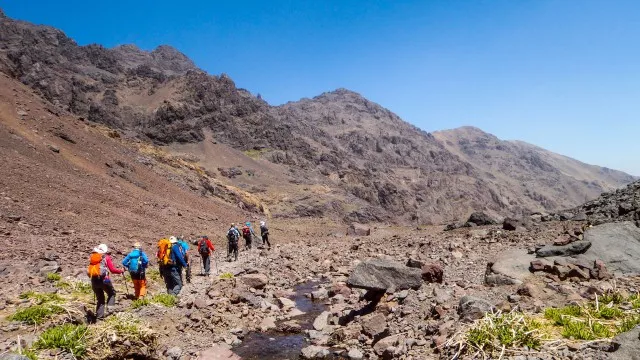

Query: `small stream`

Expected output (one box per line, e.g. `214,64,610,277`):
232,281,333,359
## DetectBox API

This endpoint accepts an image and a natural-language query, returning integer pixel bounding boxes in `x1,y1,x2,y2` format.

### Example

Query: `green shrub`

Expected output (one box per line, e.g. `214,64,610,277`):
219,272,234,279
618,315,640,333
462,312,543,355
596,306,623,320
151,294,177,307
146,269,162,282
19,291,63,305
20,348,38,360
599,291,625,305
10,304,64,325
131,298,151,309
34,324,87,357
45,273,61,282
57,280,92,295
544,305,582,326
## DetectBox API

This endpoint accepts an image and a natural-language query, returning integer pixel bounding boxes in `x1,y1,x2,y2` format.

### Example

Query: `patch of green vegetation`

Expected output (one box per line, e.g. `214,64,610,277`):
19,291,63,305
243,148,270,159
85,313,158,359
462,312,544,356
20,348,38,360
544,305,582,326
596,306,623,320
131,298,151,309
599,291,625,305
146,268,162,282
34,324,87,357
45,272,62,282
560,319,612,340
151,294,177,307
10,304,64,325
618,315,640,333
219,272,234,279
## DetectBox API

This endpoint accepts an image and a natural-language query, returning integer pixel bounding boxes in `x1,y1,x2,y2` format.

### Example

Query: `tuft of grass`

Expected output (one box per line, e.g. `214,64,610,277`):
21,348,38,360
131,298,151,309
151,294,177,307
544,305,582,326
85,313,157,359
34,323,87,357
219,272,234,279
10,304,64,325
599,291,625,305
460,311,545,356
45,273,62,282
19,291,63,305
618,315,640,333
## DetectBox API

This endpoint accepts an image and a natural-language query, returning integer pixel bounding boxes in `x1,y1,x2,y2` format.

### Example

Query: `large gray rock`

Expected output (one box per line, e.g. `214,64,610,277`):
347,223,371,236
536,240,591,257
347,259,422,291
458,296,495,322
301,345,330,359
240,273,268,289
609,325,640,360
576,222,640,275
0,354,31,360
488,249,535,284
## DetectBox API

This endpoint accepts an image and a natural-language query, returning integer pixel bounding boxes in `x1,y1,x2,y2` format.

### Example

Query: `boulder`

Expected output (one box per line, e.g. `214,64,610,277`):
361,313,388,340
503,217,524,231
458,296,495,322
489,249,535,282
536,240,591,257
347,223,371,237
301,345,330,359
590,259,612,280
347,259,422,291
467,212,496,226
420,262,444,283
240,273,268,289
609,325,640,359
165,347,182,360
575,222,640,275
347,348,364,360
485,274,522,286
259,317,277,331
277,297,296,309
313,311,330,331
39,262,61,277
0,354,31,360
373,334,404,356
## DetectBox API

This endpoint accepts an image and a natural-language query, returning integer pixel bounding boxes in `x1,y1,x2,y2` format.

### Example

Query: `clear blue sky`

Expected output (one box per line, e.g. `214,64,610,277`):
2,0,640,175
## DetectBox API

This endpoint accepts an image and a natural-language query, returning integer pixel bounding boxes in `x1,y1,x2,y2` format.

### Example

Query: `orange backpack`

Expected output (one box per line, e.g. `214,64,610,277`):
157,238,173,265
87,253,107,278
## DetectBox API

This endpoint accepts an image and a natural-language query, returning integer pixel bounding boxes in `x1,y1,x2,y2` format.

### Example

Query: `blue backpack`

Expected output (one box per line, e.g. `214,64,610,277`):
124,250,144,274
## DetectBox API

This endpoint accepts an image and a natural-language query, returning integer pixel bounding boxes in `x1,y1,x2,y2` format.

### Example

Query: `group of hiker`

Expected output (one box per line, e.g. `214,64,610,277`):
86,221,270,320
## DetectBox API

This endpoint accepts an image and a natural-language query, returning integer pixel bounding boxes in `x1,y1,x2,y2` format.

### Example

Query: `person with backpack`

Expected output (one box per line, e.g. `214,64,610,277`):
227,224,240,262
198,235,215,275
177,236,191,283
156,237,172,281
242,222,257,250
122,242,149,300
87,244,124,320
260,220,271,249
166,236,188,295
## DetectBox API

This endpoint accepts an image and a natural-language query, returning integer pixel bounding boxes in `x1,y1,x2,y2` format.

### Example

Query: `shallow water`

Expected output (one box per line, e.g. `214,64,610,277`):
232,281,332,360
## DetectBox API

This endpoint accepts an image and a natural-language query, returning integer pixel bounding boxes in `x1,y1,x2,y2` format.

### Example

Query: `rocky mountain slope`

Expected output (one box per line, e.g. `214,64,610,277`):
0,10,635,224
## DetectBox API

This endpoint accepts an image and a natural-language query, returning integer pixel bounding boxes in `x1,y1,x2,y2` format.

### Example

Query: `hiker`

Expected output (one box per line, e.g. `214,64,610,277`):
260,220,271,249
164,236,188,295
198,235,215,275
242,222,257,250
227,224,240,262
87,244,124,320
122,242,149,300
156,237,171,282
177,236,191,283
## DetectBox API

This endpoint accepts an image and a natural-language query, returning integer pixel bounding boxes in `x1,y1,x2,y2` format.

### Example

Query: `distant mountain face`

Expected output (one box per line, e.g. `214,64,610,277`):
0,12,635,224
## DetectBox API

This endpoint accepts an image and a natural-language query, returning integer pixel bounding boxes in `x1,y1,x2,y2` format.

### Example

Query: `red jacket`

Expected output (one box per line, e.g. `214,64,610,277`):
104,254,124,280
199,238,215,254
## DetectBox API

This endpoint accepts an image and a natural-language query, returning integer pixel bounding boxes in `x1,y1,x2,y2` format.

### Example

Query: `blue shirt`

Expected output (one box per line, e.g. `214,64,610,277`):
122,249,149,271
170,243,188,268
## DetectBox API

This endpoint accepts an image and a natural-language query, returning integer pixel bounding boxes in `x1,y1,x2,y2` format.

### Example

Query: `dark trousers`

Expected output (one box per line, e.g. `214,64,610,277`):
228,242,238,261
244,235,252,249
202,254,211,274
91,277,116,319
163,266,183,295
262,234,270,248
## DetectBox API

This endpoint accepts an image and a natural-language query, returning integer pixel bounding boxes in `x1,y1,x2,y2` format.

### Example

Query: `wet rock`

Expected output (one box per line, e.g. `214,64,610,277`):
301,345,330,359
259,317,276,331
347,223,370,237
361,313,388,340
311,288,329,300
536,240,591,257
347,259,422,291
458,296,495,322
277,297,296,309
240,273,268,289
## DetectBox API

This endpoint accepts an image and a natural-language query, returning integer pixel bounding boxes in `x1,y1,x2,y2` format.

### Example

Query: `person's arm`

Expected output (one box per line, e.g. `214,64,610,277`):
141,252,149,267
106,255,124,274
207,239,215,251
122,254,131,268
173,245,188,267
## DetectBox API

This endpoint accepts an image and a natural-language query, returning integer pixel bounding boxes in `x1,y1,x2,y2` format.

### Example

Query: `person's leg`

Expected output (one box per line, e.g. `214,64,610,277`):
204,255,210,274
92,279,106,319
105,280,117,306
263,234,270,248
139,278,147,298
163,267,173,294
133,279,141,299
233,243,238,261
170,267,183,295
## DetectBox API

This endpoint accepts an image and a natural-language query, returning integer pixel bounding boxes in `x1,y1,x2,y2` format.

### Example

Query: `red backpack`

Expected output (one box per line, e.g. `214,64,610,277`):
242,226,251,237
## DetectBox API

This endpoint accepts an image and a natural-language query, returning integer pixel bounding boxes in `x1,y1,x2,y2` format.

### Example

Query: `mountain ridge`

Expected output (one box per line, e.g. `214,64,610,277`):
0,11,635,224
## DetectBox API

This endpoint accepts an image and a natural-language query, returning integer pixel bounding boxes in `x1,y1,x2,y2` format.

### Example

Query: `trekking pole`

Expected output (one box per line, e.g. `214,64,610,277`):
214,250,219,275
122,272,130,297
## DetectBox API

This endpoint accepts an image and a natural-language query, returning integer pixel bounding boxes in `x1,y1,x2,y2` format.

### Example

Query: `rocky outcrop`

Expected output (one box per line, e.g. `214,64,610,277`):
575,222,640,275
347,259,422,291
536,240,592,257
